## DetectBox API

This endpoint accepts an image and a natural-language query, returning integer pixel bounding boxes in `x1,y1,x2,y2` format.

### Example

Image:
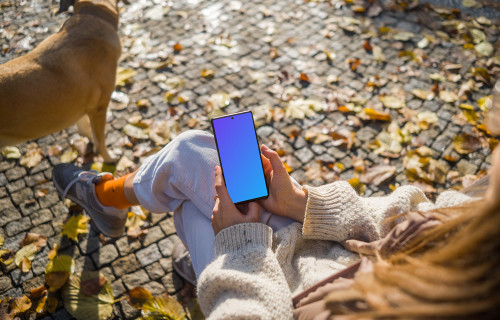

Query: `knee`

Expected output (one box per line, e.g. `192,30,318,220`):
175,130,211,144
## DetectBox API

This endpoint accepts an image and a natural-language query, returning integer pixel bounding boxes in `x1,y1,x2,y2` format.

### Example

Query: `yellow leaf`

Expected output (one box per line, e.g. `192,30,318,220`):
478,95,492,112
1,146,21,159
46,254,75,274
62,214,90,241
116,68,137,87
20,257,32,273
10,296,32,316
48,243,60,261
286,99,323,119
0,249,14,265
127,287,154,308
439,90,458,103
206,92,231,111
141,294,186,320
283,162,292,173
63,271,114,320
348,177,366,195
0,234,3,246
15,243,38,269
201,68,215,78
411,89,434,101
60,148,79,163
363,108,391,121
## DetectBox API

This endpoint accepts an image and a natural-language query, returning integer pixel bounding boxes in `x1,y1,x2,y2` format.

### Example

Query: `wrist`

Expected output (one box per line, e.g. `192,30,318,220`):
287,186,307,223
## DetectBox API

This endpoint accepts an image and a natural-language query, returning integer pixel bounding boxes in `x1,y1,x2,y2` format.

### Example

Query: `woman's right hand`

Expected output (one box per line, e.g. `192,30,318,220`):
258,145,307,223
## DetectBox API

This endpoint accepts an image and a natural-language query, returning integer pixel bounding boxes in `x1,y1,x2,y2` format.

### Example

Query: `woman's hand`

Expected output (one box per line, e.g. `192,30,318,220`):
258,145,307,223
211,166,261,236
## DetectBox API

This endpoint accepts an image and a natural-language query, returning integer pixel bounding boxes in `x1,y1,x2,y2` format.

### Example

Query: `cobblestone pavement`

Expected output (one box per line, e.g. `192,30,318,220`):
0,0,499,319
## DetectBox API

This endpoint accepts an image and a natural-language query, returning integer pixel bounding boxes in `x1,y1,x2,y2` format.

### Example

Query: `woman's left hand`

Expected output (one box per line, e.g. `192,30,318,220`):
211,165,261,235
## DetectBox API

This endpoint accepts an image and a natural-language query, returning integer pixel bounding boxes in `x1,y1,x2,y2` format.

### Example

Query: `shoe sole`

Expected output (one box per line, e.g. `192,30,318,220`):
53,176,126,238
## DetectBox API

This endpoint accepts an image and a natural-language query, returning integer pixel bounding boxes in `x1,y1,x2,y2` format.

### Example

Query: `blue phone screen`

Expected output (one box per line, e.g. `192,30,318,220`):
212,112,268,204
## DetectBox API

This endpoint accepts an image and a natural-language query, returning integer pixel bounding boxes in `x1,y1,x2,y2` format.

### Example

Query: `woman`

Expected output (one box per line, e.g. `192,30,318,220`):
52,94,500,319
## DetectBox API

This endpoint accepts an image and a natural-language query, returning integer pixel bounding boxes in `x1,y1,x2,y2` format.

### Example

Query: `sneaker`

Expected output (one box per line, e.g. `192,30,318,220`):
172,241,197,286
52,163,128,238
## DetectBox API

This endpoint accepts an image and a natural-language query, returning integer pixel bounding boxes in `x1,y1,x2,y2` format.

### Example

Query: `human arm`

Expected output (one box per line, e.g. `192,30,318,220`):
197,223,293,319
201,166,293,319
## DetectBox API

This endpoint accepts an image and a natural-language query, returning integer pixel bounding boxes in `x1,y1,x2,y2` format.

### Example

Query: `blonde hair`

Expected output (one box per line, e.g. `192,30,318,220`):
324,199,500,319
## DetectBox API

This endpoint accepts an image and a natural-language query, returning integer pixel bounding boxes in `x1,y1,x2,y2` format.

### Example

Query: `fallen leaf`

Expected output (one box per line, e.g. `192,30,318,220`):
0,249,14,265
362,108,391,121
63,271,114,320
393,31,414,41
1,146,21,159
20,146,43,168
478,95,492,112
372,45,385,63
141,294,186,320
126,210,147,240
127,287,154,308
299,73,310,82
363,40,373,52
0,234,3,247
123,124,150,140
173,43,183,51
206,92,231,112
116,156,135,172
201,68,215,78
453,133,481,154
149,119,181,146
411,89,434,101
60,147,79,164
378,95,405,109
429,73,446,82
29,286,48,300
20,233,48,251
81,275,107,296
439,90,458,103
347,58,361,71
19,257,31,273
286,99,323,119
348,177,366,195
62,214,90,241
115,68,137,87
15,243,38,271
475,42,493,57
330,128,355,149
46,297,58,313
9,296,31,317
360,165,396,185
417,111,438,130
45,255,75,291
304,129,330,144
404,152,449,184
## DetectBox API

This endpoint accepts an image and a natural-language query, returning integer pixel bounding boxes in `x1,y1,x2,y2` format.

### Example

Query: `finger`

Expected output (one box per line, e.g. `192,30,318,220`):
260,153,272,177
343,239,376,256
214,166,235,207
261,144,286,175
245,202,261,222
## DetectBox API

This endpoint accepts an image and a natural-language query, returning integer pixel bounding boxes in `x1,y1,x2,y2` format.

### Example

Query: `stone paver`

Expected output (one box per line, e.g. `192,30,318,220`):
0,0,498,319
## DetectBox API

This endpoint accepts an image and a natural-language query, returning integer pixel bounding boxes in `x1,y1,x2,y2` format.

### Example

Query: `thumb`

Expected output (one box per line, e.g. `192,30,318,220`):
245,202,261,222
343,239,376,256
261,145,286,174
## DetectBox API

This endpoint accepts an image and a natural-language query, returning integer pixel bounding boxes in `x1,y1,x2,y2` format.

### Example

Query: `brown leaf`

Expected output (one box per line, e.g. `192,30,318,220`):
81,276,107,296
362,108,391,121
20,257,31,273
363,40,373,52
29,286,48,300
127,287,154,308
9,296,31,317
47,244,60,260
453,133,481,154
360,165,396,185
46,271,70,292
20,233,47,251
201,68,215,78
347,58,361,71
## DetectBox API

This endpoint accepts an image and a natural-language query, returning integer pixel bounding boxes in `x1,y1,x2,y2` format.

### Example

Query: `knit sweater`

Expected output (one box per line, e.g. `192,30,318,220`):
197,181,473,319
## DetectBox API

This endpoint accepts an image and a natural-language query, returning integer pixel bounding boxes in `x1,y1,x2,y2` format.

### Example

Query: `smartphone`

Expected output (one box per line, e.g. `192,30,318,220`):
211,111,269,204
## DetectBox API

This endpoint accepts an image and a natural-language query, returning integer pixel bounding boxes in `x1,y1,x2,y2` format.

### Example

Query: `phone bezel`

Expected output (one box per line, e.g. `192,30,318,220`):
211,110,269,205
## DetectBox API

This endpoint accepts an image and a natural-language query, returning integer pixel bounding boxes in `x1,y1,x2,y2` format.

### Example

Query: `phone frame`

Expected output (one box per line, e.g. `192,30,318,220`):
211,110,269,205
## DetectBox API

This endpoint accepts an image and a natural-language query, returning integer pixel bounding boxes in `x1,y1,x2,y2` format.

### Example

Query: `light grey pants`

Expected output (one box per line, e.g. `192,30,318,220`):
133,130,296,277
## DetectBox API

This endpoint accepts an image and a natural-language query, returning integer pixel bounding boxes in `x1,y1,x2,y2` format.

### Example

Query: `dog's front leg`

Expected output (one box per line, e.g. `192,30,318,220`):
88,107,117,163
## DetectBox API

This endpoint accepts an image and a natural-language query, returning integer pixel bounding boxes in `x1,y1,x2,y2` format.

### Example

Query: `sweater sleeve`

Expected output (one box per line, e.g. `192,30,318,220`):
302,181,432,242
197,223,293,320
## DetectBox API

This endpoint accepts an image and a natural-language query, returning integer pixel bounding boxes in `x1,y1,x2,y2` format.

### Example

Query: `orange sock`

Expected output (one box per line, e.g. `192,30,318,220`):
95,173,133,209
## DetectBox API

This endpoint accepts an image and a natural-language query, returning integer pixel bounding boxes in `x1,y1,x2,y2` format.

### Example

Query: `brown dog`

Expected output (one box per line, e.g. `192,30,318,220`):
0,0,121,162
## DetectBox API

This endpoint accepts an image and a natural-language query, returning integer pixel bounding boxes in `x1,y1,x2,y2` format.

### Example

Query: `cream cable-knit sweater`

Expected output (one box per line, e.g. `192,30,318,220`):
197,181,473,319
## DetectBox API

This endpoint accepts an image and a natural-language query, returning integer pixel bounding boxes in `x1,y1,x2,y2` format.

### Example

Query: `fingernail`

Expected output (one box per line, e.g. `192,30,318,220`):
261,144,269,150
